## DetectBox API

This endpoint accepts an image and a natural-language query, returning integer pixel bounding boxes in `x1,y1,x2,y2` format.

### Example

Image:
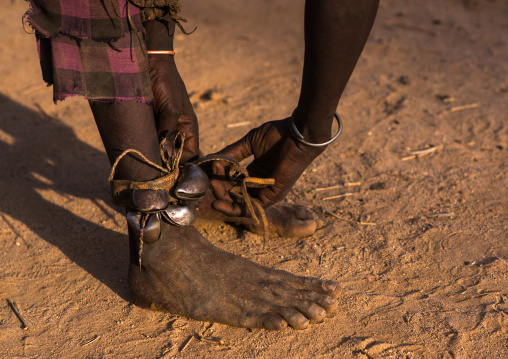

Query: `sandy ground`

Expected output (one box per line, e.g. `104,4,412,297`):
1,0,507,358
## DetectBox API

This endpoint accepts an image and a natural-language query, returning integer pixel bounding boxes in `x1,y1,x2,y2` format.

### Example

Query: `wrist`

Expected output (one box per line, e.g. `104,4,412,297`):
148,52,176,71
143,14,175,51
291,107,341,145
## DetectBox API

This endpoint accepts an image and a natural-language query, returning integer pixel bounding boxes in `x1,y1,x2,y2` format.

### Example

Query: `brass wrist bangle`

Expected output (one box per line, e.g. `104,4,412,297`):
147,50,175,55
289,108,343,147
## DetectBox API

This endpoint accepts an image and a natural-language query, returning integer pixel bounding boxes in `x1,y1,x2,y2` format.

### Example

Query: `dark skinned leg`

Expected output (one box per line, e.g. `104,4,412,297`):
295,0,380,142
89,100,340,330
89,101,162,182
90,101,163,264
214,0,380,213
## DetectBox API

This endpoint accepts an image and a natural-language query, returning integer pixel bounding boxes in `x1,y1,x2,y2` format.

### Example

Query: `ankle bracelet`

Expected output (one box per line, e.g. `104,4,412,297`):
289,108,343,147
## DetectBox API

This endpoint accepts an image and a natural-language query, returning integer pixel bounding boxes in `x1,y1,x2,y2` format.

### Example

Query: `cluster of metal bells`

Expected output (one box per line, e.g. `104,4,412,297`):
126,163,209,243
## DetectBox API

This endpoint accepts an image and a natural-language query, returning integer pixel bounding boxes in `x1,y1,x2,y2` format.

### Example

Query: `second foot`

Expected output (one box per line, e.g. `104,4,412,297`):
248,204,323,238
197,191,322,238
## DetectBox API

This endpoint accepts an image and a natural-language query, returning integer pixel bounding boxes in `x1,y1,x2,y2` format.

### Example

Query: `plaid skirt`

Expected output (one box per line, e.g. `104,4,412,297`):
26,0,153,103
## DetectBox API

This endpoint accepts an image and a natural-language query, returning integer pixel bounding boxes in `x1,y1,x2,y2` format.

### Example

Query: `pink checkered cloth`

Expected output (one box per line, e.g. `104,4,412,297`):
25,0,154,103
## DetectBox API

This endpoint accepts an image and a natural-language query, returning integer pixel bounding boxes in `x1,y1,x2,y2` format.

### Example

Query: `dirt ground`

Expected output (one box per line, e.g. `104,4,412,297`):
1,0,507,358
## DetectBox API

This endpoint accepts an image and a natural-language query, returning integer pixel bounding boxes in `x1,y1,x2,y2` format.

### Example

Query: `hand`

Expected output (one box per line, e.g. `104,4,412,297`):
210,118,326,217
149,55,199,163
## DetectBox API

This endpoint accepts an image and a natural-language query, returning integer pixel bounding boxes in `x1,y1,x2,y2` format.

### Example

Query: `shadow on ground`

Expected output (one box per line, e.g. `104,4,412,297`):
0,93,129,300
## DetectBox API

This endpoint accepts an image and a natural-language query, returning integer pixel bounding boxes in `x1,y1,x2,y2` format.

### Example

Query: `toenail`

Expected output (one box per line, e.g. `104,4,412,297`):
326,297,336,304
325,281,338,291
300,318,309,327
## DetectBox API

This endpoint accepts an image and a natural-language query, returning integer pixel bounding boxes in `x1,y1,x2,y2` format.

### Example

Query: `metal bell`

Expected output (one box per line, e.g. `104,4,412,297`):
126,211,161,243
162,202,198,226
174,163,209,200
132,189,170,212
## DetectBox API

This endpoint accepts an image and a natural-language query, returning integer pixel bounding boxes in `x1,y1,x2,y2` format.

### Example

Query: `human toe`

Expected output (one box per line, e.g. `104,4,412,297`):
287,275,341,297
291,205,315,220
275,307,310,330
298,290,338,313
292,300,327,322
261,313,288,331
284,218,317,237
238,312,288,331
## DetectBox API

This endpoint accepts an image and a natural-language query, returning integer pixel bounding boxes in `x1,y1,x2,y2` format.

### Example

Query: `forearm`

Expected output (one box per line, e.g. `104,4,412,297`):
143,14,176,51
142,14,200,161
295,0,379,143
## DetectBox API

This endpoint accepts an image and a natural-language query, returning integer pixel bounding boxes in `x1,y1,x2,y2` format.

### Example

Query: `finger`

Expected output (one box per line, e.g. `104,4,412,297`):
209,178,234,203
209,167,247,217
179,101,200,162
217,130,254,163
161,116,199,163
156,107,180,135
211,160,228,179
179,119,200,163
211,200,247,217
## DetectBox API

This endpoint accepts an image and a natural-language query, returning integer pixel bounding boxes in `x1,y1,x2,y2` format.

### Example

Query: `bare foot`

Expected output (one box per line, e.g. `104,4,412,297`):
128,220,340,330
196,191,323,238
248,204,324,238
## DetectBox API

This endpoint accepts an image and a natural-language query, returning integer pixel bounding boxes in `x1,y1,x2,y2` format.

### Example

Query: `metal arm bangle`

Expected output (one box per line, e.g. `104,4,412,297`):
289,109,343,147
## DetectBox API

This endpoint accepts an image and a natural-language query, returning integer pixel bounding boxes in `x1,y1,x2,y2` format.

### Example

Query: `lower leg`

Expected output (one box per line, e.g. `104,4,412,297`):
90,100,167,264
89,101,162,182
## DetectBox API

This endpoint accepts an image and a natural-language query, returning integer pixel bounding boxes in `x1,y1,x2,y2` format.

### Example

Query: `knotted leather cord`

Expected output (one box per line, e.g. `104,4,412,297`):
138,213,149,269
108,131,184,206
193,154,275,244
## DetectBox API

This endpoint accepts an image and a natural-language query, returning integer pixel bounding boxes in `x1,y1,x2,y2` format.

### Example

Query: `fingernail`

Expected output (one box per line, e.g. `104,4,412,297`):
325,281,338,291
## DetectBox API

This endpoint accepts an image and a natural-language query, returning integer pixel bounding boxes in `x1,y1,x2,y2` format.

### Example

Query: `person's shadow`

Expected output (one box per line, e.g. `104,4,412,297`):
0,93,129,300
